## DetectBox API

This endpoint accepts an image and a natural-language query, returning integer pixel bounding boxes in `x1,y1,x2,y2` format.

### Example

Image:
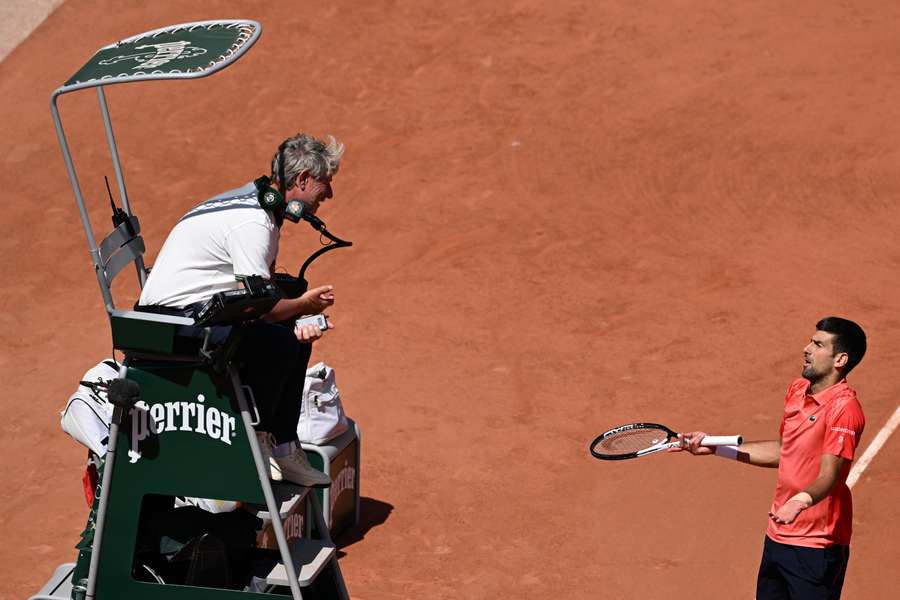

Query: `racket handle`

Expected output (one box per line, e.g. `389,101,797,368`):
700,434,743,447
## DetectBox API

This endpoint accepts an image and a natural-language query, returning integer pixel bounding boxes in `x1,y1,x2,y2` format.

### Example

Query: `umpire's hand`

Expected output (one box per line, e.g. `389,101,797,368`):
295,316,334,343
301,285,335,314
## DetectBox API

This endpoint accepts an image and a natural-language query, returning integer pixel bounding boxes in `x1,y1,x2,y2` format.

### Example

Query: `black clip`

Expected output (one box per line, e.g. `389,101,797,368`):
107,379,140,410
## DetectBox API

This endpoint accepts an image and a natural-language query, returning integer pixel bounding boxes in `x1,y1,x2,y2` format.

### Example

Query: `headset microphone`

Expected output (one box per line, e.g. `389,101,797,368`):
256,140,307,224
255,176,320,228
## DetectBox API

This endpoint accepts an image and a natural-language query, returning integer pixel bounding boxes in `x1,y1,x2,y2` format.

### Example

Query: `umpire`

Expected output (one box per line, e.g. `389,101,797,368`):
137,133,344,488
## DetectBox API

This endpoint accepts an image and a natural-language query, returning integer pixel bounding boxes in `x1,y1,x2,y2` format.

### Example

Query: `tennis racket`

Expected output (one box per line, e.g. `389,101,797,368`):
589,422,742,460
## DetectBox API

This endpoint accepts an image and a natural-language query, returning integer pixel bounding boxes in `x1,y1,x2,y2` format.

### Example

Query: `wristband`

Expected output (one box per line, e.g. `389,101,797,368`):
787,492,813,508
714,445,739,460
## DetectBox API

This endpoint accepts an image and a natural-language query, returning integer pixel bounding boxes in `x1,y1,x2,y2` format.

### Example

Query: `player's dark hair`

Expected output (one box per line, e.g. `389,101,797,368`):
816,316,867,375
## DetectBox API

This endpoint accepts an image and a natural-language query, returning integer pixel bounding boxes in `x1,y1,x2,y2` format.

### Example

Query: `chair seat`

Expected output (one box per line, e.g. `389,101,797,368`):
110,309,198,356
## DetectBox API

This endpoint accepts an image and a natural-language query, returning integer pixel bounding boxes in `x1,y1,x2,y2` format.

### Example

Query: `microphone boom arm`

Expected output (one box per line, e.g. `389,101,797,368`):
297,213,353,283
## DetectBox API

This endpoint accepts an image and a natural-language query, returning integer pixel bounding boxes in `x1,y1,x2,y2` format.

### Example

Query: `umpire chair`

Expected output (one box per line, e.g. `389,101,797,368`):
32,20,348,600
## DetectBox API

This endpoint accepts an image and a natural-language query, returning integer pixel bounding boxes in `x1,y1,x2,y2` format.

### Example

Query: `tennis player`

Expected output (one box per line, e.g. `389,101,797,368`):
677,317,866,600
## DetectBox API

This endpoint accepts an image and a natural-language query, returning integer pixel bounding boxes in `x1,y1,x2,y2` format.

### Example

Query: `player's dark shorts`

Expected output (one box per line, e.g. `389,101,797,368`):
756,536,849,600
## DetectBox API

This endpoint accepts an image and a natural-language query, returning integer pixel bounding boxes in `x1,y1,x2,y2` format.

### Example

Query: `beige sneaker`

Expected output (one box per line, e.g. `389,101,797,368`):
255,432,281,481
272,442,331,488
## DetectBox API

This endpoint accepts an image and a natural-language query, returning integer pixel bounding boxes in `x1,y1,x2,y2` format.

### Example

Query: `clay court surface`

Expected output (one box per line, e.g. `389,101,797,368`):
2,1,899,598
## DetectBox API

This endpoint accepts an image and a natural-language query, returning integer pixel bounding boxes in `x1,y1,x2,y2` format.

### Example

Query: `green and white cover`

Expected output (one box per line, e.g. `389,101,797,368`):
58,19,261,93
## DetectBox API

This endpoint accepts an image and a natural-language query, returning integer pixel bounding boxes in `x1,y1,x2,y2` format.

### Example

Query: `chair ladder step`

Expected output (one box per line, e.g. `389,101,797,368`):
27,563,75,600
266,538,336,587
248,481,311,514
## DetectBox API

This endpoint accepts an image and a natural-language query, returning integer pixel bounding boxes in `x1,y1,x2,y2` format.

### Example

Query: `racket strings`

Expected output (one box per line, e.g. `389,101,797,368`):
593,428,671,456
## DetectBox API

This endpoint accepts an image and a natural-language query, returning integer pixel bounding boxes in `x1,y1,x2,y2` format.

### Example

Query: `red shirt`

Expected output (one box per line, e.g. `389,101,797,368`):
766,378,865,547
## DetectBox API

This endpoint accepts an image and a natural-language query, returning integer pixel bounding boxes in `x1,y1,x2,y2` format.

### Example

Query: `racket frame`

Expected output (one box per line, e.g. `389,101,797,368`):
590,422,679,460
589,422,742,460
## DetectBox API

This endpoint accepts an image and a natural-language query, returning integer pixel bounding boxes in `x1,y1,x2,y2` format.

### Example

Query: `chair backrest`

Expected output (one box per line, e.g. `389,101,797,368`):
96,214,148,311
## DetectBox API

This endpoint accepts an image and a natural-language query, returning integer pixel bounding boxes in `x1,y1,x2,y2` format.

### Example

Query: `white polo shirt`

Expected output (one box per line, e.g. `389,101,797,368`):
138,182,280,308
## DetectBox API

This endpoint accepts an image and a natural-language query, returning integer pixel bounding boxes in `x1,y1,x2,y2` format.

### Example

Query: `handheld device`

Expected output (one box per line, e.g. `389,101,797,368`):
295,314,328,331
589,422,742,460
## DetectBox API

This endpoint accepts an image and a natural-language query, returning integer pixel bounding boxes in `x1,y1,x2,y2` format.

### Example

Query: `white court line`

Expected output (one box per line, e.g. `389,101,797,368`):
846,403,900,489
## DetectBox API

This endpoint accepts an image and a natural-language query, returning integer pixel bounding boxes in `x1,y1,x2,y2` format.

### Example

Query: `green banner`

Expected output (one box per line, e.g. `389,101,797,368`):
65,21,257,86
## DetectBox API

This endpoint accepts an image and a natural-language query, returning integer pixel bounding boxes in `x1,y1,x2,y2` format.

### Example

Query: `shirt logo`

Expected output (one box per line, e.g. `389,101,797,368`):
830,426,856,437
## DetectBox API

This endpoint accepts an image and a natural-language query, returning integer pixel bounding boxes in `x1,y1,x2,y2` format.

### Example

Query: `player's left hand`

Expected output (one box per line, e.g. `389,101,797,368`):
769,493,811,524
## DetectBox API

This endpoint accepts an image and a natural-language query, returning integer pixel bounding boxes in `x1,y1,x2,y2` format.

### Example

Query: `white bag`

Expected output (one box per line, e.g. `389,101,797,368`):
60,359,119,456
61,359,241,514
297,362,348,444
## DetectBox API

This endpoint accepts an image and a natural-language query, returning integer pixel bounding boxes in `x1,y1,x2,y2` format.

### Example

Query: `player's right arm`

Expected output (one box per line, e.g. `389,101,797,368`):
733,438,781,467
680,432,781,467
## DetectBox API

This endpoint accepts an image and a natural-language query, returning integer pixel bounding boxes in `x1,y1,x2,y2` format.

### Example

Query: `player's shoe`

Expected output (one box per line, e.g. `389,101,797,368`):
272,442,331,488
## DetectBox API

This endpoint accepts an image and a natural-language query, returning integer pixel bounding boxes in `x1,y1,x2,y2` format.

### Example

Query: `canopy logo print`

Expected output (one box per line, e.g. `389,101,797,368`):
99,40,207,70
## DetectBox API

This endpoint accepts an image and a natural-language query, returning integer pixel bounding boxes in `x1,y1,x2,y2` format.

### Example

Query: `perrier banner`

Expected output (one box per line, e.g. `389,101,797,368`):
64,20,260,88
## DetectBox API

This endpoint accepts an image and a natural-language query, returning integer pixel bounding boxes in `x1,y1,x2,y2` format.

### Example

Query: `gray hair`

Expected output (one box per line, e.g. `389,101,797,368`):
271,133,344,187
